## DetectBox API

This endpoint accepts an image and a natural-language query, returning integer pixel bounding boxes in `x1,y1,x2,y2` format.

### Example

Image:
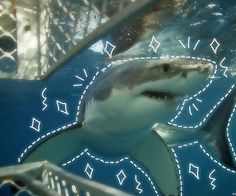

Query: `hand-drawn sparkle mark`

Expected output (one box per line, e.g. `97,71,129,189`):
84,163,94,179
104,41,116,58
178,36,200,50
189,106,193,116
188,103,200,116
83,68,88,78
56,100,69,115
30,117,41,132
116,170,126,185
189,163,200,180
193,40,201,51
149,36,161,53
196,98,202,103
210,38,220,54
73,68,89,87
75,75,84,81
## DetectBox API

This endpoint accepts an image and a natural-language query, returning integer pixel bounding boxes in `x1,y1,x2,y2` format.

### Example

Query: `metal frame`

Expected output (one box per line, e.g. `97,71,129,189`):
0,161,132,196
40,0,158,79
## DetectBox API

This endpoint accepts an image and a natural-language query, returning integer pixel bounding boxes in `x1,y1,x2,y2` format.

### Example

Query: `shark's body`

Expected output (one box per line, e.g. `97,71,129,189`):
24,58,214,195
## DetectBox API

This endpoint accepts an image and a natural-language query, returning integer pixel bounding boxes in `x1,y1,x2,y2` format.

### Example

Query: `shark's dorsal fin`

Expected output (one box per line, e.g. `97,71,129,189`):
201,86,236,169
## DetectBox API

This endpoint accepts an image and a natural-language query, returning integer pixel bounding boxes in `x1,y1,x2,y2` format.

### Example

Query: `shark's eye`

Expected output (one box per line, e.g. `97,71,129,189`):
162,63,171,73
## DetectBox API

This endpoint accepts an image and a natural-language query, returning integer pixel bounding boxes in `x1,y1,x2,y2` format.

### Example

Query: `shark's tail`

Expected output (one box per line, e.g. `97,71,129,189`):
201,85,236,169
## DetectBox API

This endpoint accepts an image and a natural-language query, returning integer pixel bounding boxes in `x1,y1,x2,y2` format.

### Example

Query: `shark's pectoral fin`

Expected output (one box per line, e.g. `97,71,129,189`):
130,131,179,196
201,87,236,169
23,125,86,164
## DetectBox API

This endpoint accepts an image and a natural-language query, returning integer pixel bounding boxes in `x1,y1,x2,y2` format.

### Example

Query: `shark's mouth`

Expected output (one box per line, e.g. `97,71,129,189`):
141,90,177,101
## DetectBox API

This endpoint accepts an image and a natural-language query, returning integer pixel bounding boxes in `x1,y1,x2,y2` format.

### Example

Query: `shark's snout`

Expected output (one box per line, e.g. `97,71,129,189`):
179,62,214,78
200,62,214,73
141,60,214,98
175,61,214,96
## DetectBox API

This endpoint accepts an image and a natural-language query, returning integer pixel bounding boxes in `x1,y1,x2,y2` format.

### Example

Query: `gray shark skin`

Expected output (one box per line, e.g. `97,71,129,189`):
155,86,236,170
24,58,213,196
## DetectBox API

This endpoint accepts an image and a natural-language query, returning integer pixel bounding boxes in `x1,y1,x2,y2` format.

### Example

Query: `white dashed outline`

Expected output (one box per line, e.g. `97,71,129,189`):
76,55,218,121
18,122,77,163
168,84,235,129
177,141,199,149
18,56,218,165
171,148,183,196
172,137,235,195
62,148,88,166
129,160,159,196
63,149,160,196
175,139,236,173
226,105,236,161
199,145,236,173
18,55,236,196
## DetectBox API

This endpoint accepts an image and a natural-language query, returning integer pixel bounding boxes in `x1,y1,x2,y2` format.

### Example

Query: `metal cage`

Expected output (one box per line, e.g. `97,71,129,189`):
0,0,156,80
0,161,132,196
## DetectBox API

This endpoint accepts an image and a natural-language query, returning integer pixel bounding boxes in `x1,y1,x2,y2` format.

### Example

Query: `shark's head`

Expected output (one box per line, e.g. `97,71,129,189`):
83,58,213,138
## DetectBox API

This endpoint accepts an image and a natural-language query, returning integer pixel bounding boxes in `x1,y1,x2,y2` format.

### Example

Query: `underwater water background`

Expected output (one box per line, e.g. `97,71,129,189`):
0,0,236,195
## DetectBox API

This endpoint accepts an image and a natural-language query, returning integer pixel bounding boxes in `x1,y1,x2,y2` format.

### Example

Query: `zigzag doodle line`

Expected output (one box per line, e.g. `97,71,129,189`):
209,169,216,190
63,149,158,195
135,175,143,194
175,139,236,173
41,87,48,111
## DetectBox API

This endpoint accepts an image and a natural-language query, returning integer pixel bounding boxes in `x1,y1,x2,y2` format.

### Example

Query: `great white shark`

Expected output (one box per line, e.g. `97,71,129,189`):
24,58,215,195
